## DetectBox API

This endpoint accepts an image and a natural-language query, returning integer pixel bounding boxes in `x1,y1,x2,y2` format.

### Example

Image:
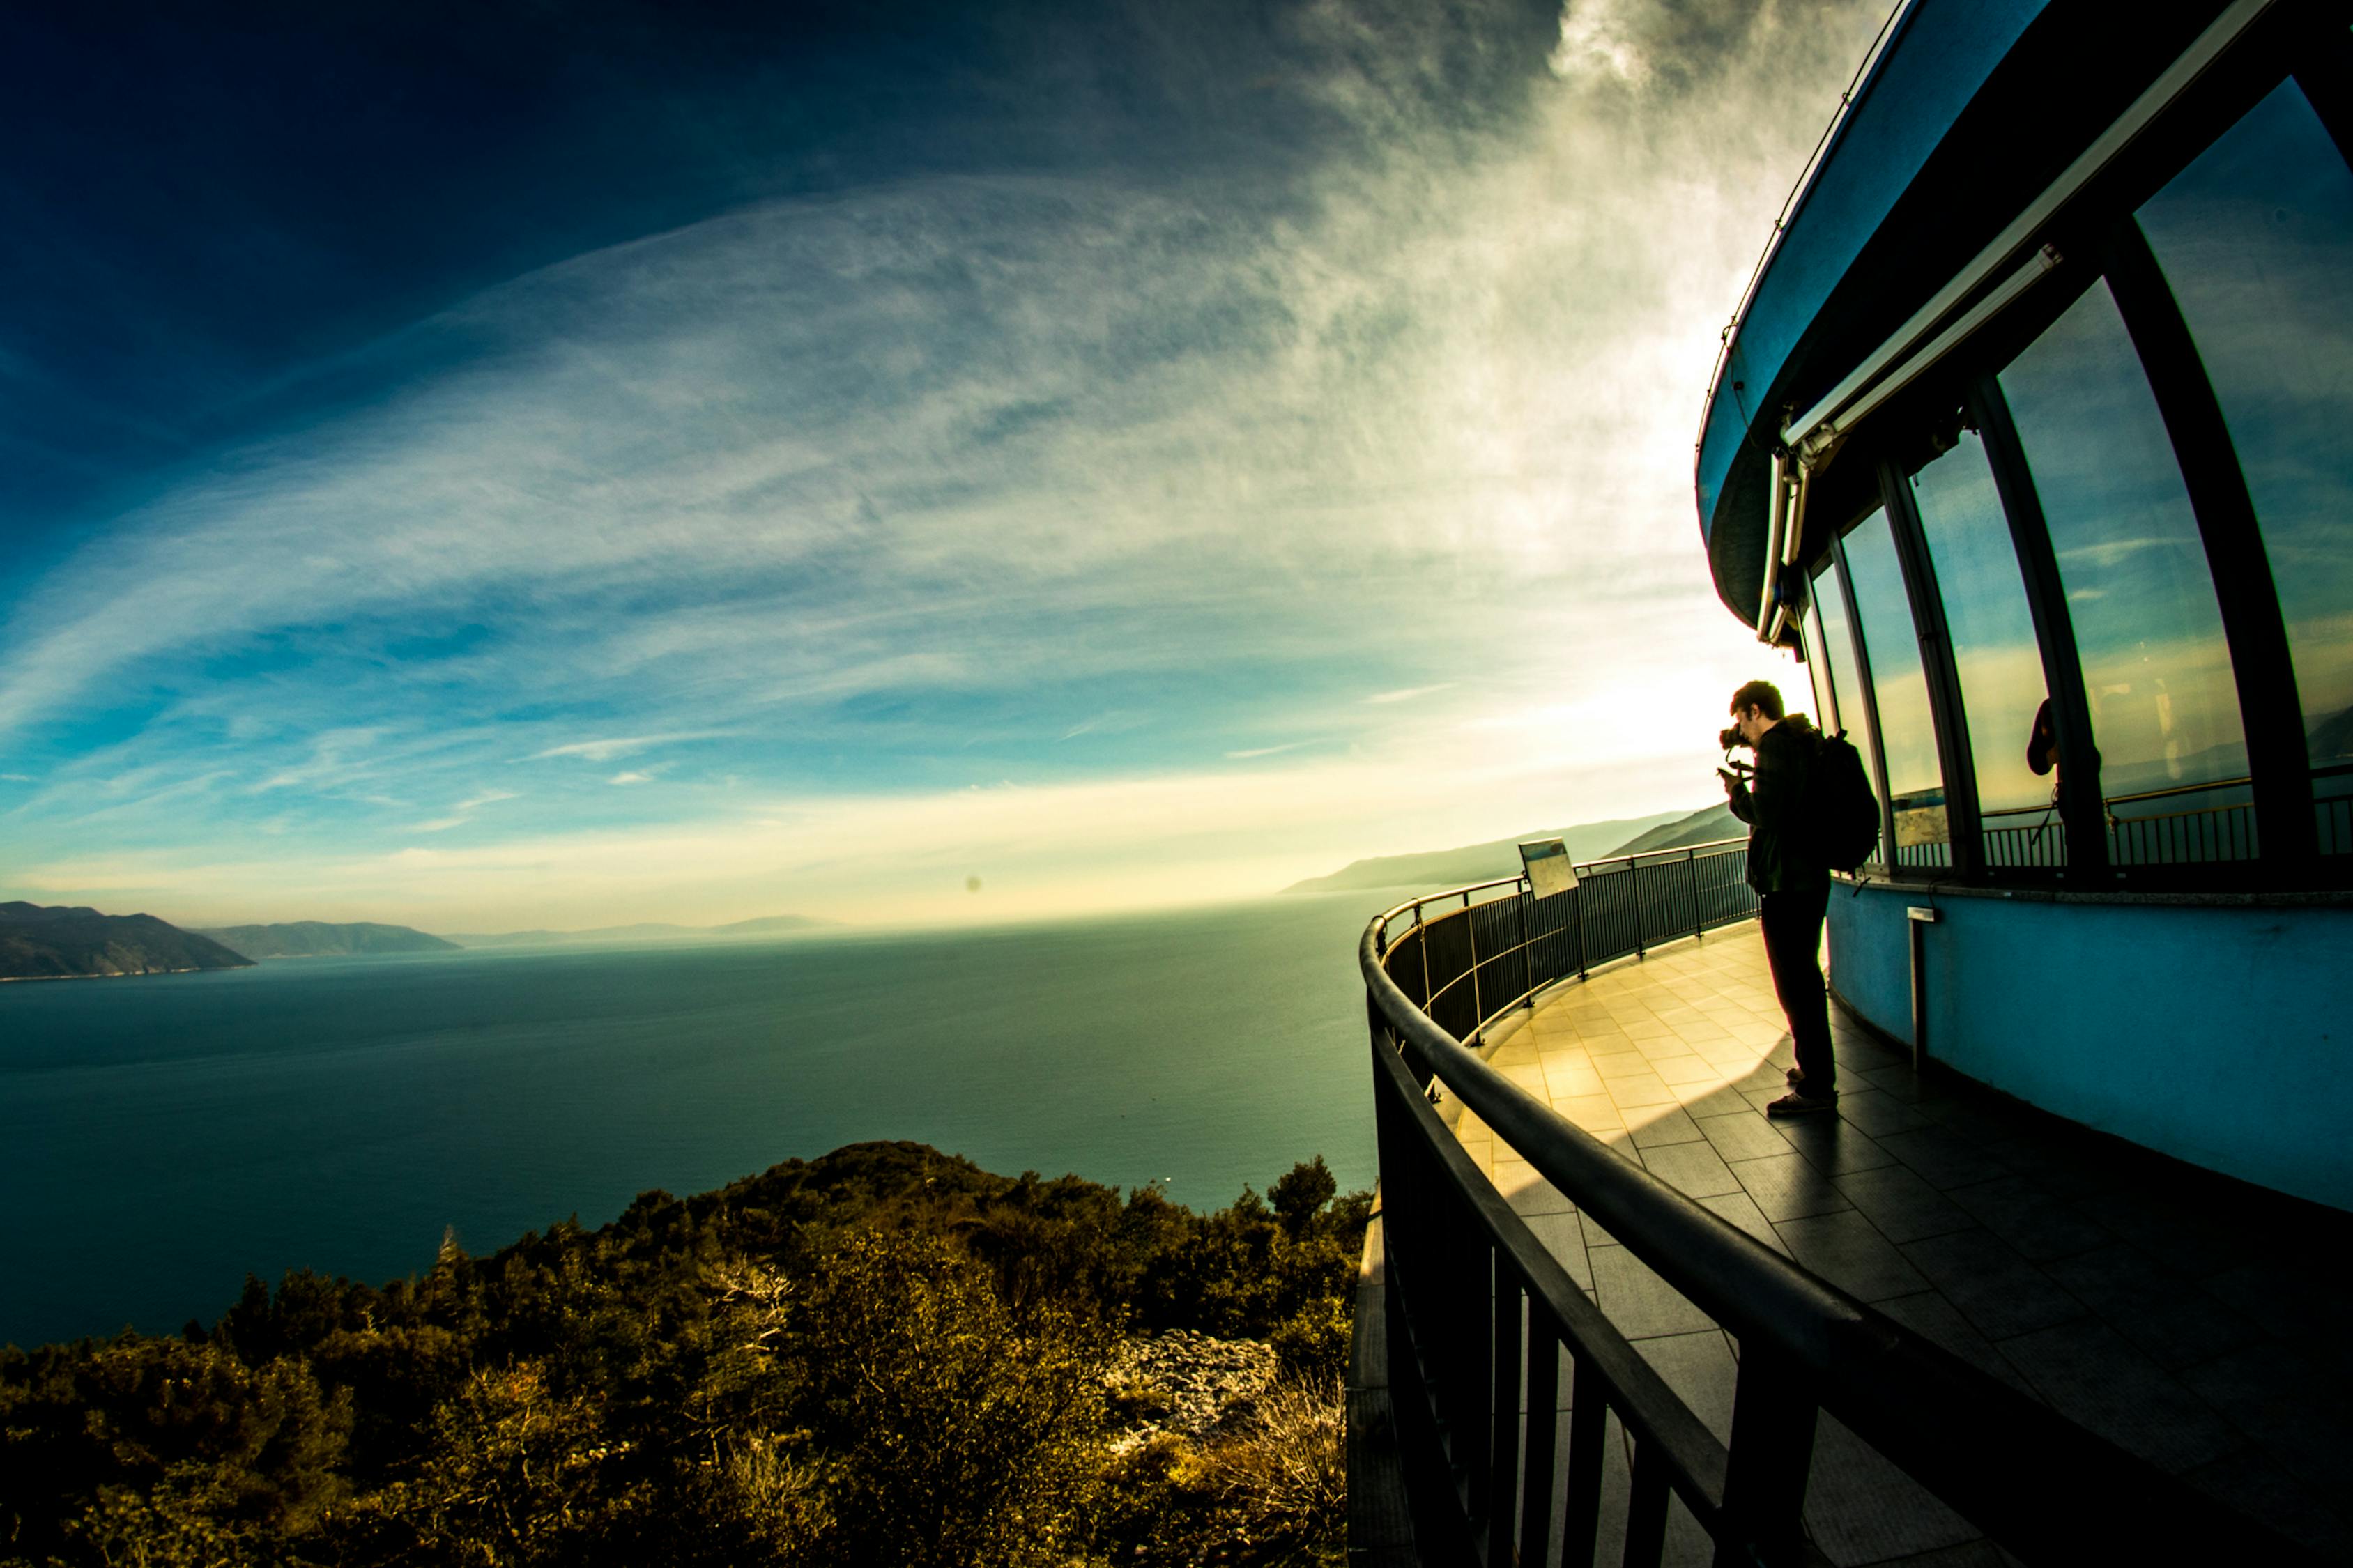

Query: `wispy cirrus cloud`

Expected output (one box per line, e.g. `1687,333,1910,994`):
0,0,1892,928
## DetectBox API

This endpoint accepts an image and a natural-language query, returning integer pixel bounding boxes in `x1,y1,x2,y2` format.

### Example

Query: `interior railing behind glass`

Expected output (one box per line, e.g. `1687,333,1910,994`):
1358,838,2316,1567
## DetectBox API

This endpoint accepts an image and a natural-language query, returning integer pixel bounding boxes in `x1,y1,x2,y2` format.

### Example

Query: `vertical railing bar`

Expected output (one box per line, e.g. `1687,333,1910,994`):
1561,1361,1607,1567
1687,851,1703,940
1632,859,1647,958
1469,894,1484,1029
1522,1321,1561,1568
1623,1437,1670,1567
1416,900,1432,1013
1488,1252,1523,1567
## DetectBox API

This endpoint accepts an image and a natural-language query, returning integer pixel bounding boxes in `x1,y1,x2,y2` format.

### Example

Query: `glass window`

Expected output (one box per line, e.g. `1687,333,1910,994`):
1811,557,1883,817
1841,507,1949,867
2000,282,2253,864
1909,426,2060,867
1800,594,1839,736
2138,80,2353,852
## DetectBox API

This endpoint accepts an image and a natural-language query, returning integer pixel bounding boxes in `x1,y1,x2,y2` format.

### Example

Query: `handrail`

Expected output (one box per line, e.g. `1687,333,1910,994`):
1357,850,2320,1565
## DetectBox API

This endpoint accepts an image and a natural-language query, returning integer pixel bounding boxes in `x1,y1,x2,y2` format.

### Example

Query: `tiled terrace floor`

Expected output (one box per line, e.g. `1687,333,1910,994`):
1441,920,2353,1565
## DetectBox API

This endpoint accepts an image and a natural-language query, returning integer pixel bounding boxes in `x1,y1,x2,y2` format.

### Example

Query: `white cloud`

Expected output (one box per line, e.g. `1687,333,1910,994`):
1364,684,1455,705
529,734,721,762
0,0,1887,927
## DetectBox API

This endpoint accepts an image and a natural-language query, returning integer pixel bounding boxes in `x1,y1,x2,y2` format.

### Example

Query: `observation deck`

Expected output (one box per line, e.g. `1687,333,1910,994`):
1346,841,2352,1565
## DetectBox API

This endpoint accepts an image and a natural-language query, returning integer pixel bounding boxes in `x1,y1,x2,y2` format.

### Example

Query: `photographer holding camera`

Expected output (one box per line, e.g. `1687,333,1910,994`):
1719,679,1837,1116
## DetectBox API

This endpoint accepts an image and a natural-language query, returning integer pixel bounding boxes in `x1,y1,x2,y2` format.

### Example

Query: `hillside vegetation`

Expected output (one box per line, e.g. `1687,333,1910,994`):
0,1142,1367,1568
0,902,252,981
190,922,460,959
1280,807,1705,895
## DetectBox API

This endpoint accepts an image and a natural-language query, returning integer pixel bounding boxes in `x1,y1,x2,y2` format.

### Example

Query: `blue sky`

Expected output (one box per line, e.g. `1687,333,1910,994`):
1,0,1885,930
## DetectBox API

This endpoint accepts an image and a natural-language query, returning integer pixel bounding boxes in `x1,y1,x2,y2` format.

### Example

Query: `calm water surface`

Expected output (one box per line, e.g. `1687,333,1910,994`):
0,895,1386,1348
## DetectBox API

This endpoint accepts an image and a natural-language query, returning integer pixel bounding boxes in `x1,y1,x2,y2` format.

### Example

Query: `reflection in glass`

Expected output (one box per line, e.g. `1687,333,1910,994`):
1841,509,1948,866
2001,282,2251,862
1800,595,1839,736
1910,426,2059,866
2139,80,2353,850
1812,558,1883,833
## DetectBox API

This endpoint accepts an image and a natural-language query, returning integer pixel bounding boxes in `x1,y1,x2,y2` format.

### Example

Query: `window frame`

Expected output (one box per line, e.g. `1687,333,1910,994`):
1783,26,2352,891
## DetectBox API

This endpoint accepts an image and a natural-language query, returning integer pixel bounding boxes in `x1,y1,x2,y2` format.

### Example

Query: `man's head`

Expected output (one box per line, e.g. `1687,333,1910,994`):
1729,679,1784,747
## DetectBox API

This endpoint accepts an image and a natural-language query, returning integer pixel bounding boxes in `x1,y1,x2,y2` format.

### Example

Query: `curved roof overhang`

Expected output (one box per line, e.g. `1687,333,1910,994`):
1694,0,2242,629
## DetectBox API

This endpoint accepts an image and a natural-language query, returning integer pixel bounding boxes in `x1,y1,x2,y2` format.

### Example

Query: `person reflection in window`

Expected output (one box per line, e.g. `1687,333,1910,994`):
2027,699,2097,852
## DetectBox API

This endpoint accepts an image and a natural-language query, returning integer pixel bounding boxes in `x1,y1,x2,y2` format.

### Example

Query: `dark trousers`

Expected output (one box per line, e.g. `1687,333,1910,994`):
1759,884,1835,1096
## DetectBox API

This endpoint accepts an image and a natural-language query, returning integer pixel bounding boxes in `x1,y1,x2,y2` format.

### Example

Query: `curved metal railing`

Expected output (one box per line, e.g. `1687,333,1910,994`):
1358,838,2315,1567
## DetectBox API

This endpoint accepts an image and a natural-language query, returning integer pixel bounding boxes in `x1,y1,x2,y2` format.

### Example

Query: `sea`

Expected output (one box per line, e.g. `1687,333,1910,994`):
0,893,1390,1351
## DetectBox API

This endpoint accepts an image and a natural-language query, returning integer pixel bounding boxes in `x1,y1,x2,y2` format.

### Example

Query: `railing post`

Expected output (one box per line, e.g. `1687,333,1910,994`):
1687,851,1703,940
1515,879,1535,1007
1632,859,1648,958
1715,1347,1818,1568
1572,880,1588,981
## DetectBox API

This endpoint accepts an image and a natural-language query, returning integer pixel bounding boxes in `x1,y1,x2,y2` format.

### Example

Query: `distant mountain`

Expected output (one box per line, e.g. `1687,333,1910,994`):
443,914,829,948
1280,810,1708,896
1602,802,1747,856
190,921,460,958
0,901,254,981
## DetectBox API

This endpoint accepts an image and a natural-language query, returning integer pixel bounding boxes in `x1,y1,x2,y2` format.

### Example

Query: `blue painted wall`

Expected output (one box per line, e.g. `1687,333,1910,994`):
1827,880,2353,1212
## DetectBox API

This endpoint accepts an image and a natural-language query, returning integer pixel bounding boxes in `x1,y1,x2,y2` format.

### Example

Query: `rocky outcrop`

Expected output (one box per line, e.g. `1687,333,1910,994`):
1103,1329,1278,1454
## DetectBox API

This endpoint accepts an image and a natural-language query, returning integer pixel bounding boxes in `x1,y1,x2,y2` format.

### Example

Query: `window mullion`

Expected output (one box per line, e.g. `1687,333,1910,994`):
1828,530,1897,868
1879,457,1986,879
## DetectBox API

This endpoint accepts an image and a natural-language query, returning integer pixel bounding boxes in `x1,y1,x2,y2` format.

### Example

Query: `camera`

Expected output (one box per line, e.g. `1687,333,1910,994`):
1718,724,1745,751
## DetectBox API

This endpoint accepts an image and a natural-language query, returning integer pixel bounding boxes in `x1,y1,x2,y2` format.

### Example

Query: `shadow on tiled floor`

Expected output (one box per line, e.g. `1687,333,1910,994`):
1443,921,2353,1565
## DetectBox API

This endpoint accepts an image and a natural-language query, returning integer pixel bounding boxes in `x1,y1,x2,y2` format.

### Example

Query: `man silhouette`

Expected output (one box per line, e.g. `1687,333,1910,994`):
1719,679,1837,1114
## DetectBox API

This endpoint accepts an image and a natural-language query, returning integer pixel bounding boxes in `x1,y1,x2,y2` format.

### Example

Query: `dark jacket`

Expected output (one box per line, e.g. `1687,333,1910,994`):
1726,714,1830,895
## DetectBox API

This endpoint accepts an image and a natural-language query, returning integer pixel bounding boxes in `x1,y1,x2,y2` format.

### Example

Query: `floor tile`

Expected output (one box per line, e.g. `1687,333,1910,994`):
1492,1158,1575,1217
1825,1086,1933,1139
1606,1075,1682,1109
1871,1291,2035,1395
1802,1411,1982,1565
2181,1446,2353,1560
1775,1210,1930,1302
1627,1107,1703,1148
2179,1341,2353,1500
1633,1329,1740,1446
1695,1191,1791,1257
1899,1229,2083,1340
1770,1114,1898,1176
1873,1126,2014,1190
1588,1243,1717,1339
1695,1111,1790,1165
1832,1164,1975,1245
1997,1319,2243,1474
1522,1208,1593,1293
1941,1176,2112,1262
1729,1153,1853,1222
1637,1139,1742,1199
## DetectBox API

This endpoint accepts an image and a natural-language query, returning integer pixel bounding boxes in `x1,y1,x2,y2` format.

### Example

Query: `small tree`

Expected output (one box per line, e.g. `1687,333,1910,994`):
792,1229,1110,1568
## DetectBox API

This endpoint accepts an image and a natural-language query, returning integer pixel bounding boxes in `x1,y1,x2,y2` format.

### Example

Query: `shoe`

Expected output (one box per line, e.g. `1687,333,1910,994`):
1765,1091,1837,1116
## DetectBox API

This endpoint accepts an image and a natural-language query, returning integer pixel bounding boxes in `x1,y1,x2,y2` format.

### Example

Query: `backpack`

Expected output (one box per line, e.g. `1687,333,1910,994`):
1807,730,1881,873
